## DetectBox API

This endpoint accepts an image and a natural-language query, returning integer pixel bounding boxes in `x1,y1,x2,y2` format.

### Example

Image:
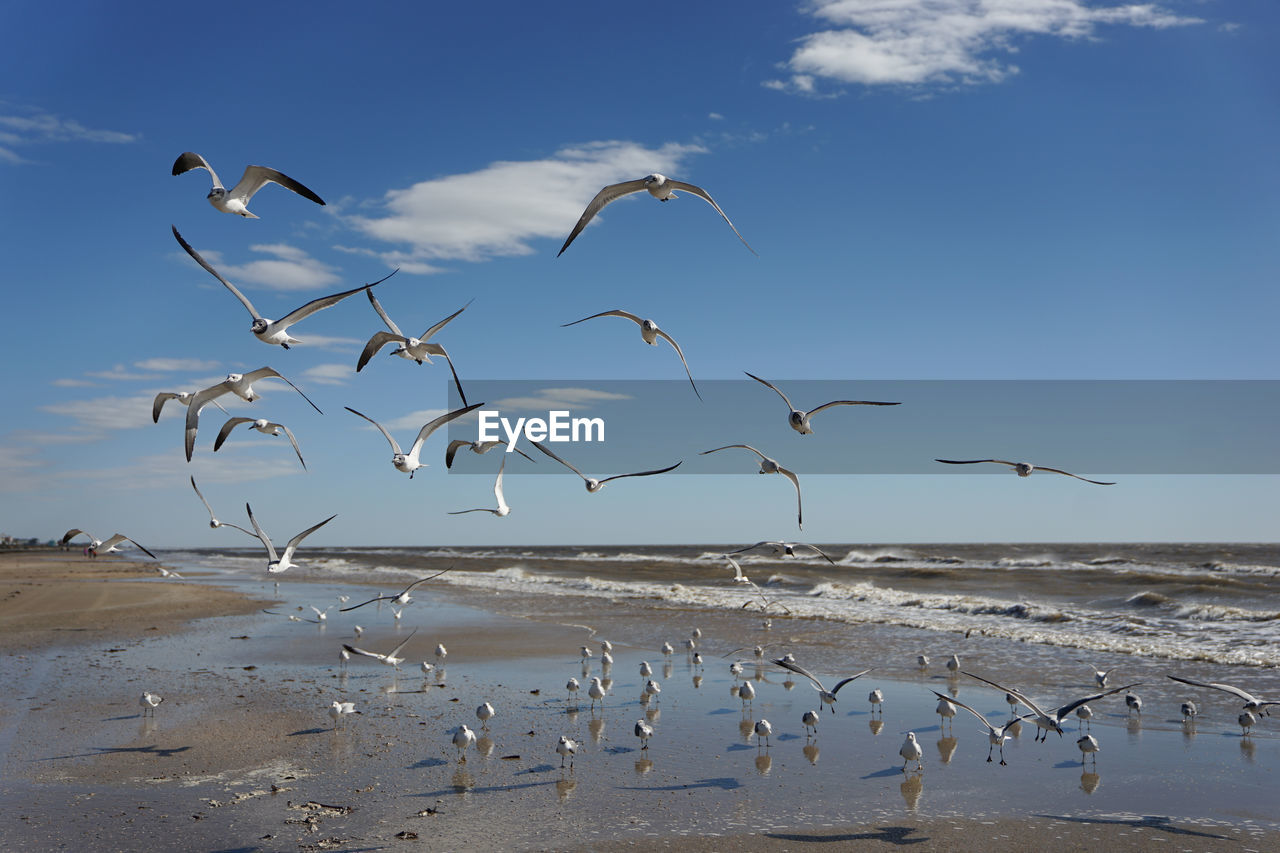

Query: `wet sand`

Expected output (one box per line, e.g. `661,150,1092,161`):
1,552,1277,851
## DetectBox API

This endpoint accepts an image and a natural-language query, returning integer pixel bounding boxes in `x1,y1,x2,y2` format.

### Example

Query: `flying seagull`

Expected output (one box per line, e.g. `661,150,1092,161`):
343,629,419,669
173,226,394,349
561,310,700,400
213,416,306,469
171,151,325,218
189,476,257,538
345,403,483,479
530,440,681,493
773,658,873,713
60,529,156,559
557,173,755,257
745,372,900,435
963,671,1140,742
185,367,320,462
1167,674,1280,715
935,459,1115,485
445,438,534,468
930,690,1021,765
339,569,453,612
448,458,511,517
152,391,228,423
728,540,835,564
357,289,470,405
245,503,335,573
700,444,803,529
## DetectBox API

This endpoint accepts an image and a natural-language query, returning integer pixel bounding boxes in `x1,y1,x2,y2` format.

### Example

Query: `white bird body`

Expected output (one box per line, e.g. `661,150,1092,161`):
1239,711,1258,735
935,458,1115,485
643,679,662,703
588,676,606,710
139,692,164,716
357,290,470,404
557,735,578,768
246,503,335,573
801,709,820,736
184,367,320,462
869,689,884,712
1077,733,1100,764
453,724,476,760
328,701,357,729
173,226,391,348
701,444,803,529
946,654,961,673
343,629,418,669
476,702,495,729
738,681,756,705
435,643,448,661
346,403,484,478
639,661,653,678
449,458,511,517
634,719,654,749
900,732,923,771
754,718,773,747
1126,692,1142,716
562,310,700,398
1181,701,1197,722
558,173,756,256
745,372,900,435
566,677,580,702
172,151,326,218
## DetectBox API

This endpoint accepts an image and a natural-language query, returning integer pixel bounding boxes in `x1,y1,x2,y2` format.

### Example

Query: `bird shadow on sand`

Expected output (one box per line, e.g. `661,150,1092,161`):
38,744,193,761
288,727,329,736
413,778,559,798
766,826,929,846
616,777,741,792
408,757,450,769
862,766,910,779
103,714,145,722
1031,814,1228,840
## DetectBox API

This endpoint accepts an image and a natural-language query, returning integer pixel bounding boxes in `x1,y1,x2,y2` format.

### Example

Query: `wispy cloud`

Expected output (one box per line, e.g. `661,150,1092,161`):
0,106,138,164
488,387,633,412
40,392,159,431
767,0,1203,92
299,363,353,386
219,243,342,292
347,141,706,268
52,377,97,388
134,357,221,373
85,365,163,382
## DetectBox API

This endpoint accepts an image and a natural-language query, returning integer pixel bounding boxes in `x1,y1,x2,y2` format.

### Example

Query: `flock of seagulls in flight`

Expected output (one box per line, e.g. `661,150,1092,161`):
73,149,1263,801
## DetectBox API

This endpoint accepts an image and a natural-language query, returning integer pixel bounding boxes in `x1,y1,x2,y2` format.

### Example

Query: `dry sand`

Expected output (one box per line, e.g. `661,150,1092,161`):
0,551,1276,852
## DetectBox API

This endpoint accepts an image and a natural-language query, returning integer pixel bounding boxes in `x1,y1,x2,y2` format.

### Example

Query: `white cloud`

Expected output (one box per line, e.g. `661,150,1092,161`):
374,408,450,433
289,333,365,352
40,392,159,431
770,0,1203,92
52,377,97,388
220,243,342,291
348,141,706,267
0,108,138,160
85,365,163,382
299,363,352,386
133,357,221,372
488,387,633,412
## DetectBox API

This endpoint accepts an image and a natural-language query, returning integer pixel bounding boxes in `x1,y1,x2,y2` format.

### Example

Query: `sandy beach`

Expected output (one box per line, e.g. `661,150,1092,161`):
1,549,1277,852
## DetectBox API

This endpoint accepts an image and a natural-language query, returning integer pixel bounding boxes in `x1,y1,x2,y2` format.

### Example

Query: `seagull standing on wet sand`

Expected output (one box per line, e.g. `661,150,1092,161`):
900,732,923,772
453,724,476,761
328,701,357,730
557,736,578,769
139,692,164,717
635,719,654,750
557,173,756,257
1077,733,1100,766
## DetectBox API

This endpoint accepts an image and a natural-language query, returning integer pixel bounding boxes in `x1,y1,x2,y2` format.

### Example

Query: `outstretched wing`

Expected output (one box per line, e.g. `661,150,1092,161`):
598,460,682,485
771,658,826,692
172,225,260,319
744,372,794,413
345,407,404,455
419,300,472,341
213,417,255,451
807,399,901,417
172,151,222,188
356,330,408,372
276,269,397,330
556,179,648,256
409,403,485,458
699,444,767,462
229,165,326,207
654,328,701,401
97,534,157,559
1167,674,1257,704
279,514,337,565
530,440,588,480
665,179,757,255
241,366,322,414
1034,466,1116,486
561,309,644,328
830,669,875,695
245,503,279,564
778,466,803,530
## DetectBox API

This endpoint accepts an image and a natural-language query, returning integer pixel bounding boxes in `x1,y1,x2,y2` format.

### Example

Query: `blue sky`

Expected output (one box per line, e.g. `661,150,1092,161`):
1,1,1276,547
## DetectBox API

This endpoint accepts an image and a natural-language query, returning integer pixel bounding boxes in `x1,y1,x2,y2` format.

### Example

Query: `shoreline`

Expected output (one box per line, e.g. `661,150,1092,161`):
1,551,1277,851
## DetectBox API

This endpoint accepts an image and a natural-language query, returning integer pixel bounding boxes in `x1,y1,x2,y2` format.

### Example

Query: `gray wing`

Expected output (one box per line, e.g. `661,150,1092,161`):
935,459,1018,467
275,269,397,330
699,444,767,461
744,372,795,413
229,165,326,207
366,287,404,337
830,670,874,694
807,399,901,417
931,691,997,731
561,309,644,328
152,392,179,423
653,328,700,401
172,152,222,189
530,440,588,480
245,503,279,563
665,179,757,255
420,342,469,407
356,330,408,372
556,179,648,256
344,407,403,455
385,628,420,661
1054,683,1142,720
771,658,826,692
278,424,307,470
1034,466,1116,486
242,366,322,413
60,528,92,545
598,460,682,485
97,534,157,559
419,299,472,341
445,440,471,469
778,466,803,530
279,514,336,565
961,671,1052,720
172,225,259,319
1167,675,1258,704
409,402,485,458
185,380,234,462
213,417,254,452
